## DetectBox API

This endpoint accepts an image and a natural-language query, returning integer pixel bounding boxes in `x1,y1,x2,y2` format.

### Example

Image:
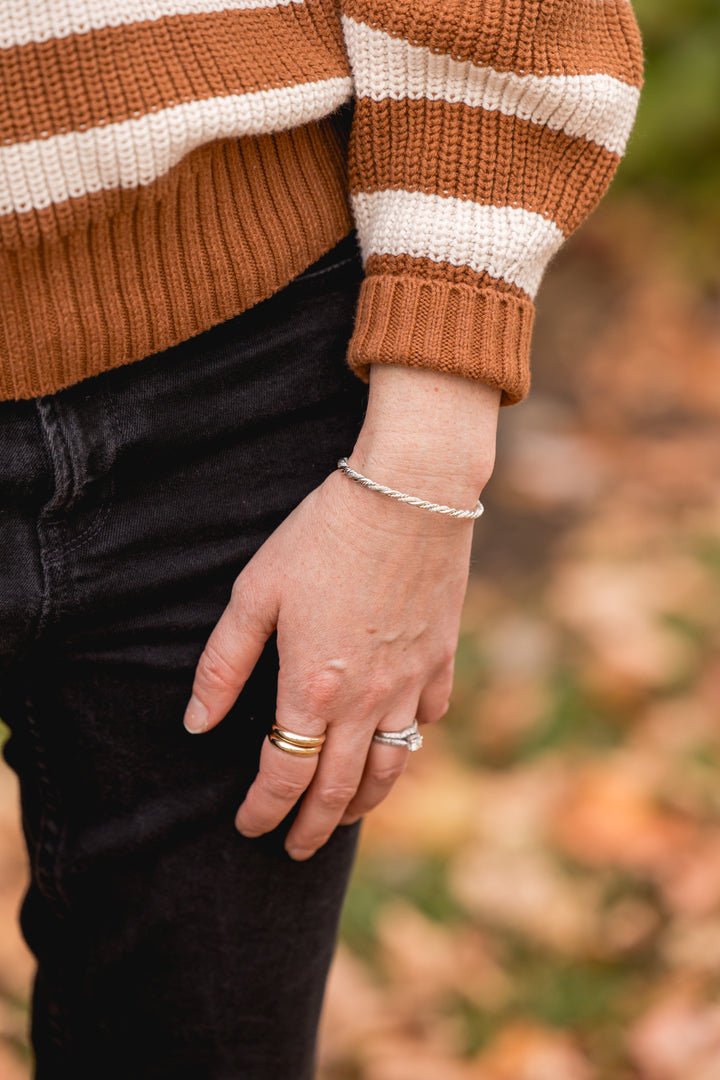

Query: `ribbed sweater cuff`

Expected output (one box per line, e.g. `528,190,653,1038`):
347,273,535,405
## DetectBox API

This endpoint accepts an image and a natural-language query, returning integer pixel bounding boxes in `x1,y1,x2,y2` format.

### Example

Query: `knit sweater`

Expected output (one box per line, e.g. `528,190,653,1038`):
0,0,643,403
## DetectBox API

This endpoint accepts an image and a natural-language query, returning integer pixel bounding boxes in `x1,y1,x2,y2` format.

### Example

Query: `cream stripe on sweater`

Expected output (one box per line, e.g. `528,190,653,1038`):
0,0,304,47
0,0,644,402
343,19,640,157
0,81,352,214
352,192,565,298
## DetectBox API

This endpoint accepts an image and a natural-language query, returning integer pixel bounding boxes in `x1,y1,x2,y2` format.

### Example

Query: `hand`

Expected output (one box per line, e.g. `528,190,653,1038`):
184,366,500,859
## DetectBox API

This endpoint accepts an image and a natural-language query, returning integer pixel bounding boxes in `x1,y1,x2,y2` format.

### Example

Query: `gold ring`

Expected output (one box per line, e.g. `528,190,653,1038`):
268,733,323,757
271,725,326,748
268,724,326,757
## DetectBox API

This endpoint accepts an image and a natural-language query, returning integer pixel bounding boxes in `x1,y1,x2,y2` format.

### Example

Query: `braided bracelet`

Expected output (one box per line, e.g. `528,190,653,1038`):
337,458,484,521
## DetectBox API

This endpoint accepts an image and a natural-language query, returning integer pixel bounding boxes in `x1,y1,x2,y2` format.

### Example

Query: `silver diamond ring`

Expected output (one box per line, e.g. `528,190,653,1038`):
372,719,423,752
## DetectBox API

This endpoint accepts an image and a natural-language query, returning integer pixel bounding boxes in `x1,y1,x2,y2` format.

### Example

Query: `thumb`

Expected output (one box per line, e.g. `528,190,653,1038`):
184,574,276,734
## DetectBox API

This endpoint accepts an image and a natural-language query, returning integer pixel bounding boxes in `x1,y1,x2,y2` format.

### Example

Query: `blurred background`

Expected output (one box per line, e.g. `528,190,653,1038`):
1,1,719,1077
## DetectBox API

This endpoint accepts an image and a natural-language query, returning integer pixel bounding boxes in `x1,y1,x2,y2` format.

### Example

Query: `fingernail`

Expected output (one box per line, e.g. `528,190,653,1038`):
183,696,209,733
286,846,314,861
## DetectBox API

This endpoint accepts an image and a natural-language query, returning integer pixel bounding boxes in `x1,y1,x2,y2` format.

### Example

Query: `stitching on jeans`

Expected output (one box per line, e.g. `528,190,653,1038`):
35,397,71,512
33,399,65,640
59,390,119,555
23,692,70,910
59,480,114,555
31,406,57,643
58,390,120,554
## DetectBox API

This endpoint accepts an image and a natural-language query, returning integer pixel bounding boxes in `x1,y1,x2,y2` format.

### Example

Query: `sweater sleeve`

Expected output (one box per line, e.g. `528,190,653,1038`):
340,0,644,403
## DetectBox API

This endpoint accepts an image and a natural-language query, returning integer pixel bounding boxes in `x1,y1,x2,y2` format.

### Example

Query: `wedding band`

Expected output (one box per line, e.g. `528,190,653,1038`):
271,725,326,748
269,735,322,756
268,724,325,757
372,719,423,752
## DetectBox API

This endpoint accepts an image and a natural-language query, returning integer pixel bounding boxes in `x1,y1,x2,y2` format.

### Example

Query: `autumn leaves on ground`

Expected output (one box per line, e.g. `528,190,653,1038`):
1,202,719,1079
332,5,720,1063
317,203,720,1080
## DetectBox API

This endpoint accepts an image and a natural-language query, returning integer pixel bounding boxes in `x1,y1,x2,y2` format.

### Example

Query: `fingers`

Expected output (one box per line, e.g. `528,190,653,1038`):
236,694,440,856
189,564,454,852
235,714,367,853
234,732,323,837
416,669,454,726
235,676,444,856
184,577,275,733
285,712,415,855
338,733,410,826
338,680,452,829
281,722,378,860
235,705,415,859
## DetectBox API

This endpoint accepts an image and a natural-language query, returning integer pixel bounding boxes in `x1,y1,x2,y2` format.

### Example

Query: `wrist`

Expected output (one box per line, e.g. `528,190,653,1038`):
349,364,500,506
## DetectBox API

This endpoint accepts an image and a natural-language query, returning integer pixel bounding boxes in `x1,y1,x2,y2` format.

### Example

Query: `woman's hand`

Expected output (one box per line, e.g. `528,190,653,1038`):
183,365,500,859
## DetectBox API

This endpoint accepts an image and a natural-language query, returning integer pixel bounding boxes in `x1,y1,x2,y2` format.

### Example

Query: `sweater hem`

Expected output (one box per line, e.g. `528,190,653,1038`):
0,120,353,401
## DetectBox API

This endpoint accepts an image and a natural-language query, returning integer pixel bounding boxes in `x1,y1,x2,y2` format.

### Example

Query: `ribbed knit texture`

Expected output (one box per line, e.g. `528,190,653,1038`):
0,0,643,402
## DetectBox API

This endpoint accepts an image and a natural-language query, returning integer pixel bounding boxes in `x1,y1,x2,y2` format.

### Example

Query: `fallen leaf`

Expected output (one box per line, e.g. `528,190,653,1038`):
363,1036,492,1080
375,900,511,1009
550,759,695,874
629,988,720,1080
450,847,598,955
476,1021,594,1080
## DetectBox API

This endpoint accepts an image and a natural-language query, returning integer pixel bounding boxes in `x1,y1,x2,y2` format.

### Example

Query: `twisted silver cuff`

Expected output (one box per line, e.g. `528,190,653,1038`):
337,459,484,521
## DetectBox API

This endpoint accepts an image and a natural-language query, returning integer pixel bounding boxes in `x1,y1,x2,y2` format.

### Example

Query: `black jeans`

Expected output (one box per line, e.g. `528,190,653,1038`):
0,233,368,1078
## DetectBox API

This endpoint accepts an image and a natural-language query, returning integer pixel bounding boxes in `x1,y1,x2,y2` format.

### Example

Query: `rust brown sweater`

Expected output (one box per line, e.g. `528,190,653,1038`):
0,0,643,403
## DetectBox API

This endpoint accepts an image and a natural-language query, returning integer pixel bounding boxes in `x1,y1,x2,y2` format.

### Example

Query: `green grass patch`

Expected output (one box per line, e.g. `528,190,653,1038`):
341,853,466,963
516,671,623,761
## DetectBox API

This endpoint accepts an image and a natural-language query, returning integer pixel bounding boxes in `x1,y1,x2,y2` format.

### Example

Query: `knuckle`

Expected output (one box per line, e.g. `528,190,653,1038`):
362,675,393,705
262,771,308,802
403,659,425,685
428,701,450,724
197,642,238,691
316,783,357,811
371,762,406,785
295,829,329,850
230,575,246,604
230,573,259,614
422,698,449,725
303,669,344,711
435,642,457,671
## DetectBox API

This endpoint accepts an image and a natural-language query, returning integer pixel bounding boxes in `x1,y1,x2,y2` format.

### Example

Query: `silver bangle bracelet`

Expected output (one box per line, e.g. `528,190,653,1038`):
337,458,484,521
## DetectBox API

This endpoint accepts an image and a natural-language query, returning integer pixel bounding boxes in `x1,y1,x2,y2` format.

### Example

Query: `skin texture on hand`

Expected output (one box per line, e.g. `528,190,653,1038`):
184,365,501,859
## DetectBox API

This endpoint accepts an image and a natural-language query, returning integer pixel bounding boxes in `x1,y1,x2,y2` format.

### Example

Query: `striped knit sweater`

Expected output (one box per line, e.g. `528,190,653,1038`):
0,0,643,402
